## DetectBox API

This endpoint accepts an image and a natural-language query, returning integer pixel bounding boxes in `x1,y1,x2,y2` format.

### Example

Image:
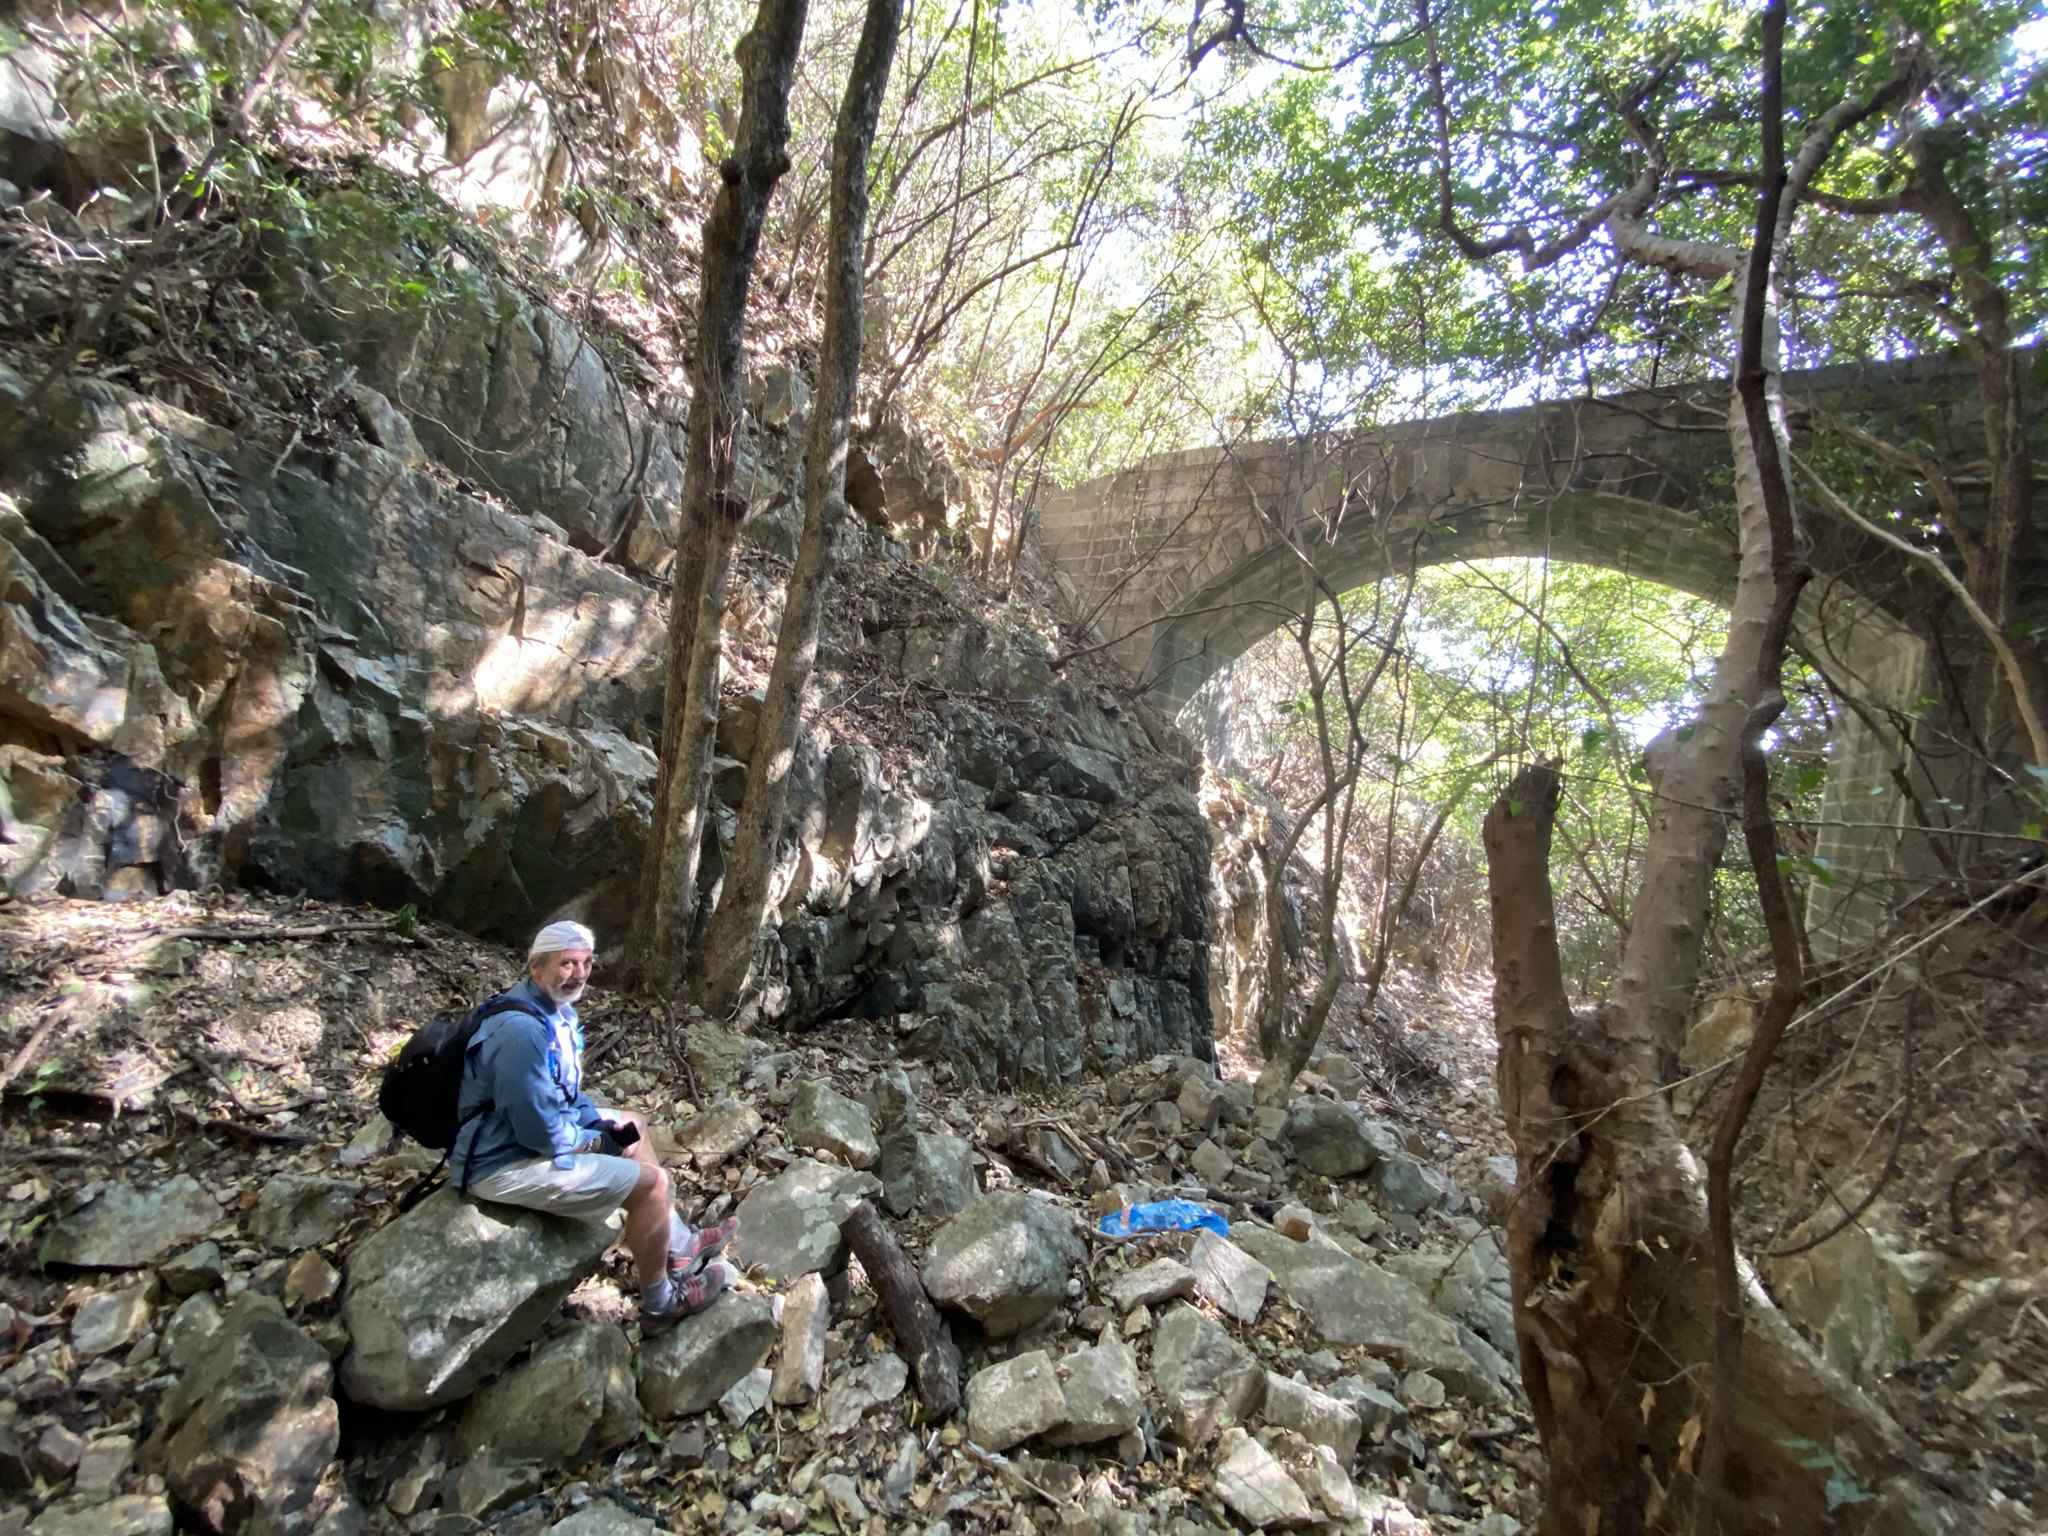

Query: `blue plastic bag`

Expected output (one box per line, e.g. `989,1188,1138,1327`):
1097,1198,1229,1238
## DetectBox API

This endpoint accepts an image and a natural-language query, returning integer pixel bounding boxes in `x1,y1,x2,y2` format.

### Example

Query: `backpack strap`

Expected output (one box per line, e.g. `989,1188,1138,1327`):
452,994,557,1193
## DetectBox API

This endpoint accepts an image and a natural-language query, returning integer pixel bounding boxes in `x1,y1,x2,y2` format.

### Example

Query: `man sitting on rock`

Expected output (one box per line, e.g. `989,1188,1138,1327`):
451,919,737,1331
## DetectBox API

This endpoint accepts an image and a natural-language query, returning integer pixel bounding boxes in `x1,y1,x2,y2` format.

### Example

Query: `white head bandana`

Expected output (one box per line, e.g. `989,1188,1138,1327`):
528,920,597,960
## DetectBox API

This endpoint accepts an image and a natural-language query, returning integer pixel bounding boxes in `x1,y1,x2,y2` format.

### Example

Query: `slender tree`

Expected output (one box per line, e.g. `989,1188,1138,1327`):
690,0,907,1016
635,0,811,991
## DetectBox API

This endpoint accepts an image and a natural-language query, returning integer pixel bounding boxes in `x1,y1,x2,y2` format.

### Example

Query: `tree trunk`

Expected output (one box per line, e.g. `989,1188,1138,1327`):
1485,766,1945,1536
633,0,810,992
1482,289,1957,1529
689,0,906,1017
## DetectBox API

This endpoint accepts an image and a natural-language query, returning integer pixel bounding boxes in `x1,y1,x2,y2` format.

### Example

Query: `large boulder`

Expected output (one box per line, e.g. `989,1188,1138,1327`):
338,1188,616,1410
40,1176,222,1270
1379,1238,1516,1356
921,1192,1085,1338
456,1318,639,1466
1283,1100,1390,1179
1232,1227,1508,1404
727,1159,881,1282
638,1292,777,1420
141,1295,338,1534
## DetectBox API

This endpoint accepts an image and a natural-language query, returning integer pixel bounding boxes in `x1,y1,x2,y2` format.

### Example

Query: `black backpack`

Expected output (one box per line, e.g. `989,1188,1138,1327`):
379,994,550,1207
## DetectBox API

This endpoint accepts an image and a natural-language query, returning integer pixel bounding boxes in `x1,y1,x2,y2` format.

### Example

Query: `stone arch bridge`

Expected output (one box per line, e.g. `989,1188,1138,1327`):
1037,352,2044,950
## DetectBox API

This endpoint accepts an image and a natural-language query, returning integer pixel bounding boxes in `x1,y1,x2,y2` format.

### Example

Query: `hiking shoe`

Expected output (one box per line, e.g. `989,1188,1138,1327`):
667,1216,739,1282
642,1259,734,1335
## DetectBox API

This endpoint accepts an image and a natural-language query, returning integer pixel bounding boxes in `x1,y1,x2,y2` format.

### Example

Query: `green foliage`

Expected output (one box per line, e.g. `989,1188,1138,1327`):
1227,558,1827,994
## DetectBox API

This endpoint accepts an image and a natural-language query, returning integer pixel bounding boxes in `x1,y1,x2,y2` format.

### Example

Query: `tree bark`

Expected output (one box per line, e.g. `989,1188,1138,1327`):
633,0,811,991
840,1201,963,1420
1485,767,1942,1536
690,0,906,1016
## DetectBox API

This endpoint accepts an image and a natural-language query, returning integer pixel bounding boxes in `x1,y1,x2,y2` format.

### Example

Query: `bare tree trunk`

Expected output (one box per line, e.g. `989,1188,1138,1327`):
690,0,907,1016
634,0,810,991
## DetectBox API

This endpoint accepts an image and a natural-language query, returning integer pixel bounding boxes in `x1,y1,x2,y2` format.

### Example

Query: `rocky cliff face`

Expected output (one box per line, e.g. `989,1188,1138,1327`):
0,265,1211,1085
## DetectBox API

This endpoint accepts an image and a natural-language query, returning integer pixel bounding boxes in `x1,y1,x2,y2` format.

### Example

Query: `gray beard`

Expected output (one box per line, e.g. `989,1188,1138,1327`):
546,980,587,1005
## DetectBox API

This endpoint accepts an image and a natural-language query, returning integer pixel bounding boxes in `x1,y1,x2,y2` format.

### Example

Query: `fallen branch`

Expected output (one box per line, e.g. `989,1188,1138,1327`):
159,919,415,943
162,1104,321,1145
0,1015,60,1094
840,1201,962,1420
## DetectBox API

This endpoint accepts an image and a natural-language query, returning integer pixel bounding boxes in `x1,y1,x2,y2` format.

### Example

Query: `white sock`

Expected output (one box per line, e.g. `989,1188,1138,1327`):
668,1212,691,1255
642,1275,673,1313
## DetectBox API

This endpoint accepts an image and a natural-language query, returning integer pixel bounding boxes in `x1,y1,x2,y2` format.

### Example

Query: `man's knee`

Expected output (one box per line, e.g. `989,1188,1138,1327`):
629,1159,668,1206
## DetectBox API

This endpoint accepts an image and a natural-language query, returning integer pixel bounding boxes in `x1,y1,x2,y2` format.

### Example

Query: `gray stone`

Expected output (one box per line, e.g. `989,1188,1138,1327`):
672,1099,763,1170
545,1509,658,1536
1260,1373,1362,1462
1325,1377,1406,1435
1765,1214,1930,1383
921,1192,1085,1338
1400,1370,1446,1409
1373,1155,1444,1217
456,1319,639,1467
788,1079,881,1169
1293,1442,1363,1522
72,1435,133,1500
1282,1101,1384,1179
141,1294,339,1534
1230,1227,1506,1405
158,1242,223,1297
1474,1156,1519,1222
1335,1200,1385,1243
445,1452,541,1518
771,1272,829,1406
34,1426,83,1480
1188,1232,1270,1324
1107,1258,1196,1312
685,1028,768,1098
1045,1343,1143,1446
884,1133,980,1217
41,1177,221,1270
719,1366,772,1426
1212,1428,1315,1529
339,1187,615,1410
1149,1303,1263,1447
728,1159,881,1282
249,1176,362,1251
27,1497,172,1536
965,1350,1067,1451
820,1351,909,1435
864,1066,917,1135
160,1291,223,1374
1188,1139,1235,1186
1380,1241,1515,1354
71,1284,152,1358
1176,1075,1224,1134
638,1292,777,1419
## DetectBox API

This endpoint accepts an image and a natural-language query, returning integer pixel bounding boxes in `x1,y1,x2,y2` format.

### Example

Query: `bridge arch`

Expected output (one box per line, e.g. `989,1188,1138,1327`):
1037,355,2008,952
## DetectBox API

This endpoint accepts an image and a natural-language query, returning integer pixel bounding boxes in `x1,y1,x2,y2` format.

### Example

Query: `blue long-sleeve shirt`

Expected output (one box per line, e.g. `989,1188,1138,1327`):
449,977,607,1187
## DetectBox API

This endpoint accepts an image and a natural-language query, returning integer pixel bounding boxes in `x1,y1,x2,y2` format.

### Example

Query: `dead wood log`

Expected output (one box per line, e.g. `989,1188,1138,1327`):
840,1200,961,1420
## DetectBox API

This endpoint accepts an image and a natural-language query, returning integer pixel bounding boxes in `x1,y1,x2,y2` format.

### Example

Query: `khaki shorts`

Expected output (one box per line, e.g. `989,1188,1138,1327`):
470,1153,642,1220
